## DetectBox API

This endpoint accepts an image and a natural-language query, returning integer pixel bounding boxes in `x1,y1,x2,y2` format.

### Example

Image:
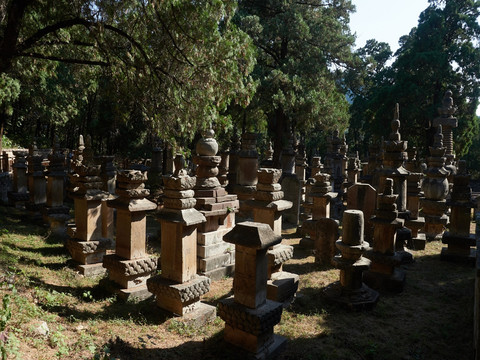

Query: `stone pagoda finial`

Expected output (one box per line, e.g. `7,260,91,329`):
438,90,457,118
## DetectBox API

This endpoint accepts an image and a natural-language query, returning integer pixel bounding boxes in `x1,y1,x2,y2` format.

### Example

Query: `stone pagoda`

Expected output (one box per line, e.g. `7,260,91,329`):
249,168,292,236
226,127,241,194
234,132,258,218
301,171,339,262
194,129,239,280
324,209,379,310
218,222,286,359
43,137,70,232
364,178,406,293
441,160,476,264
248,168,298,304
404,147,426,250
281,132,302,225
420,126,450,241
147,154,215,322
26,142,46,214
103,170,157,300
433,90,458,174
8,150,29,207
379,104,409,217
66,136,113,276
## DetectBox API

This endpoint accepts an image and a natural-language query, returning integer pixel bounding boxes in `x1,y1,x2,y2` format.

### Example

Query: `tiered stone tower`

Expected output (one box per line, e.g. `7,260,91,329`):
441,160,476,264
147,154,215,322
364,179,406,293
66,136,113,276
404,147,426,250
194,130,239,280
420,126,450,241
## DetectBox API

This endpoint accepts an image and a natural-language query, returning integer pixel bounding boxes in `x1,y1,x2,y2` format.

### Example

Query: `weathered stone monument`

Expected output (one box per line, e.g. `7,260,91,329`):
8,150,29,207
147,154,216,322
404,147,426,250
379,104,409,217
249,168,292,236
103,170,158,300
324,209,379,310
193,130,239,280
433,90,458,165
218,222,286,358
234,132,258,218
43,138,70,232
364,179,406,292
301,171,339,263
281,132,302,225
421,126,450,241
26,142,47,214
441,160,476,264
66,136,113,276
346,183,376,243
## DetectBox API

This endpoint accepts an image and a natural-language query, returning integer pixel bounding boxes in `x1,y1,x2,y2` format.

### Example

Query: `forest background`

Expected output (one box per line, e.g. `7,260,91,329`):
1,0,479,171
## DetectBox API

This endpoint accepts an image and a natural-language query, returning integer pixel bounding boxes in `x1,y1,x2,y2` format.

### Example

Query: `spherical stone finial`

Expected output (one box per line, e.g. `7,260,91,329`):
196,129,218,156
342,210,364,246
78,135,85,151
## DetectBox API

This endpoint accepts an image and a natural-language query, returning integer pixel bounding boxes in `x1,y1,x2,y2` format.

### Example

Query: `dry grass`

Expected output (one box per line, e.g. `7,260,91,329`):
0,206,475,360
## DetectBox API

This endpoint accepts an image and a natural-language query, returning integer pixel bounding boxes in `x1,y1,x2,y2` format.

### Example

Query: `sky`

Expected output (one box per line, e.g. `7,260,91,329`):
349,0,430,52
349,0,480,116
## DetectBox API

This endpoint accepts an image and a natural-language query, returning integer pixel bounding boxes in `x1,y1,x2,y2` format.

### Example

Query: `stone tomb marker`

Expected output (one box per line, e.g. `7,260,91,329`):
103,170,158,300
346,183,376,243
218,222,286,358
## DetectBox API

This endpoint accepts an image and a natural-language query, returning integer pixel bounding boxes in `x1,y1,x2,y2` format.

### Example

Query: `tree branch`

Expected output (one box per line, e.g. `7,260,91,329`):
18,52,109,66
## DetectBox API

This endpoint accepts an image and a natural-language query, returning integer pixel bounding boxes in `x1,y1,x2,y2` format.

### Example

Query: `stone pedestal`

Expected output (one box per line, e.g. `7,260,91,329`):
346,183,376,243
148,157,215,323
219,222,286,359
103,170,158,300
441,160,476,264
364,179,406,293
8,151,29,208
324,210,379,310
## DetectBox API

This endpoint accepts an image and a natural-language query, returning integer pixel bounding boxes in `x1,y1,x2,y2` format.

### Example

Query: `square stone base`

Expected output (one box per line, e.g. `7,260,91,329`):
147,275,211,315
267,271,299,305
409,233,426,250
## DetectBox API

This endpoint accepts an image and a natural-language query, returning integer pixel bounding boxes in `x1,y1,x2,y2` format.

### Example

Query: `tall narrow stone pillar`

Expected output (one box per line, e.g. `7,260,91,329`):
441,160,476,264
103,170,158,300
26,143,46,214
8,151,29,207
